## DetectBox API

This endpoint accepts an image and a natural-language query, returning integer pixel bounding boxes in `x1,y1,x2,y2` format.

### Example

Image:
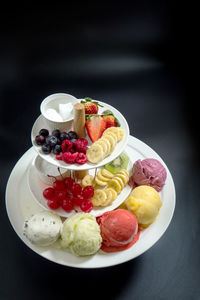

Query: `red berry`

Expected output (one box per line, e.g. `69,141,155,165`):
64,177,74,189
72,196,83,206
43,187,55,200
53,180,66,191
55,190,66,203
71,183,82,196
62,152,79,164
76,152,87,165
80,200,93,212
73,139,88,153
61,139,73,153
47,198,60,210
62,198,74,212
82,186,94,199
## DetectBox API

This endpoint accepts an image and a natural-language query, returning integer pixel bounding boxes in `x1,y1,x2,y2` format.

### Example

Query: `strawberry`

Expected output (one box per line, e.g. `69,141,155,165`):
81,97,103,115
103,115,117,128
86,115,106,142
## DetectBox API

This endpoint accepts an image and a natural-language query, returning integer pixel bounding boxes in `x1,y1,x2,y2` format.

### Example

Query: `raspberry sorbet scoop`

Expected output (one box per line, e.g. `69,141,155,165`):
97,209,139,253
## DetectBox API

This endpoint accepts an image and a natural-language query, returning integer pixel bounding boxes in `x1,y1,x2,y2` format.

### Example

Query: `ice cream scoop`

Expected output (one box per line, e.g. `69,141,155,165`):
97,209,139,253
60,212,102,256
131,158,167,192
23,211,62,246
125,185,162,227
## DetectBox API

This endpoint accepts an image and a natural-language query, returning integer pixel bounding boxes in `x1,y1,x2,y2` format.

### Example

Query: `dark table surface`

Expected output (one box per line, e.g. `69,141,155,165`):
0,2,199,300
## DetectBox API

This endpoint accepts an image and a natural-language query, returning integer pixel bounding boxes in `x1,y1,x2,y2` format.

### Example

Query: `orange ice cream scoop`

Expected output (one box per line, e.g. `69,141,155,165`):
97,209,139,253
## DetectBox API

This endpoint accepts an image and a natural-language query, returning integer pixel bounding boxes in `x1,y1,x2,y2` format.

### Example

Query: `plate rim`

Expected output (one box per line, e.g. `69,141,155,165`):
5,136,176,269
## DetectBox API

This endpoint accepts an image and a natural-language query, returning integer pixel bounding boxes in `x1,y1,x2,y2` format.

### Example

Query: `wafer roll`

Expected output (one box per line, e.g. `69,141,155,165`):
73,103,86,138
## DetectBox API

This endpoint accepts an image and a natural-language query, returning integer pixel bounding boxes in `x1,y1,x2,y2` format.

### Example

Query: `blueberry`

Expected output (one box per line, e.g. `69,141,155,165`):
39,128,49,137
35,135,45,145
42,143,52,154
53,144,62,155
60,132,70,141
52,129,60,138
68,131,78,140
46,135,58,147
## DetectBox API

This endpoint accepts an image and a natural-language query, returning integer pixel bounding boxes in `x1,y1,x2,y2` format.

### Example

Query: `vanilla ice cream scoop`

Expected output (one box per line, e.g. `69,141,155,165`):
125,185,162,227
60,212,102,256
23,211,62,246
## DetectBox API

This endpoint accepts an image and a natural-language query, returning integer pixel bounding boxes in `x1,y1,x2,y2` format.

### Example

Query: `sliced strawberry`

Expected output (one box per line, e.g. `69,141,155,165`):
86,116,106,142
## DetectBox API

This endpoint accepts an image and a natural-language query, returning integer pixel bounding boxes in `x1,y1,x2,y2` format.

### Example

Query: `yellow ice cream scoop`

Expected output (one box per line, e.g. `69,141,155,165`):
125,185,162,227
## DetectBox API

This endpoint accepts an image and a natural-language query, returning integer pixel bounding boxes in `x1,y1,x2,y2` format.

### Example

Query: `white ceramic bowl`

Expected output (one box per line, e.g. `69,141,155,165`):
40,93,78,131
33,155,70,185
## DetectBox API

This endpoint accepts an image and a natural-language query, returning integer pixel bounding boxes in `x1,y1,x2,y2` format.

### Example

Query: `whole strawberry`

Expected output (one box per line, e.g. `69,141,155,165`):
81,97,103,114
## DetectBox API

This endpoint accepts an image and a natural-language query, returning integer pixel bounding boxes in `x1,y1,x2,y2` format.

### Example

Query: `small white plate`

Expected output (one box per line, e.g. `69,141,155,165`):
6,136,176,268
31,100,130,170
27,155,132,218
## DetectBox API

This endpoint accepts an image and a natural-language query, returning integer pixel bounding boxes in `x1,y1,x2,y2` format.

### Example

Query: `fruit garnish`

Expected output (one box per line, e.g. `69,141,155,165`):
35,135,46,145
53,179,66,191
102,115,117,128
43,187,55,200
47,198,60,210
102,110,120,127
71,183,82,196
85,115,106,142
76,153,88,165
39,128,49,136
80,199,93,212
81,97,103,114
61,198,74,212
82,186,94,199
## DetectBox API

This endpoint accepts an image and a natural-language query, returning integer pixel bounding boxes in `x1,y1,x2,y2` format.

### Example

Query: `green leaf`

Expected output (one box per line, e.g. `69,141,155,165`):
114,117,121,127
102,110,114,116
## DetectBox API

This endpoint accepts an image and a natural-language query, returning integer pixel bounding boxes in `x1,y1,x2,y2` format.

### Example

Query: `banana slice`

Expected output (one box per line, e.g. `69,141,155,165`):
103,189,113,206
115,173,128,185
95,140,107,155
105,131,118,143
99,137,111,156
92,190,107,206
86,144,104,163
101,169,114,179
103,134,116,152
114,176,124,190
117,169,129,179
97,171,110,182
103,127,120,141
95,176,107,187
117,128,124,141
108,187,118,201
81,174,94,187
108,178,122,193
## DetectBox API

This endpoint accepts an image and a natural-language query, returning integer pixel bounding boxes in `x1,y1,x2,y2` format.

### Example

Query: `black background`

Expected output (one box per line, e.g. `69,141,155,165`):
0,1,199,300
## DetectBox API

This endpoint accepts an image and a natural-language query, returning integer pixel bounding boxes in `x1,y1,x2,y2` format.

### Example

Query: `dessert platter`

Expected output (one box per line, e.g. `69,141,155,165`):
5,93,176,268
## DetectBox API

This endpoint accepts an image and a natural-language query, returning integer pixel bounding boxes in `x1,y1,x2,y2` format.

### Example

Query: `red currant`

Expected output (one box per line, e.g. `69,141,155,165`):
43,187,55,200
53,180,66,191
61,198,74,212
47,198,60,210
55,190,66,203
64,177,74,189
80,200,93,212
71,183,82,196
82,186,94,199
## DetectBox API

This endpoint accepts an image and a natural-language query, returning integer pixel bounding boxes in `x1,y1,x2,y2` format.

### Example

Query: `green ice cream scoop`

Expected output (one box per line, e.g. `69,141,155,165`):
61,213,102,256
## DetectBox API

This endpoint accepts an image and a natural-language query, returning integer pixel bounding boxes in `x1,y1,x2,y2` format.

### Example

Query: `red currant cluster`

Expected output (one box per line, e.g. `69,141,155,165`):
43,177,94,213
56,138,88,164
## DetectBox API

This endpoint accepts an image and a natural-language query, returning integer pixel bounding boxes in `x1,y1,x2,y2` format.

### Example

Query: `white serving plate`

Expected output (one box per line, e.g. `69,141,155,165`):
27,153,132,218
6,136,176,268
31,100,130,170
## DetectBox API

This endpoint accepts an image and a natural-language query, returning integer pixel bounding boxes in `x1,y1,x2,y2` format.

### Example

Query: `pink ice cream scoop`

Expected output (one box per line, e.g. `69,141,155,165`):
131,158,167,192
